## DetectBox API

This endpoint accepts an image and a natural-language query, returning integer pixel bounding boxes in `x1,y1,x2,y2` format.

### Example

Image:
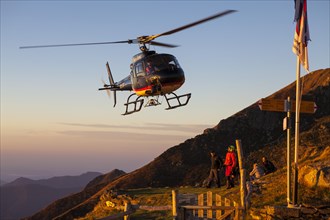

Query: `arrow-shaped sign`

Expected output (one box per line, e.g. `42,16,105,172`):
258,98,317,114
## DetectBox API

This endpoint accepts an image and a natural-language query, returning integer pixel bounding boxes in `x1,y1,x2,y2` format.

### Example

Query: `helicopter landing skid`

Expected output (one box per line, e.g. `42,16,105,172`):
164,92,191,110
122,94,144,115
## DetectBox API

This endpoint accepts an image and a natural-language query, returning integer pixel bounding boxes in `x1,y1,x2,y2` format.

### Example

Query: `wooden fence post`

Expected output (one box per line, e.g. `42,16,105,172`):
207,191,213,218
236,139,247,212
225,197,231,217
172,190,178,220
124,202,130,220
216,194,222,218
234,202,240,220
198,193,204,218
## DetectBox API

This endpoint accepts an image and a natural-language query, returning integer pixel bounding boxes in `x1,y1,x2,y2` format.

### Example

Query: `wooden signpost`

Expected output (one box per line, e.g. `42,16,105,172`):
259,97,317,206
258,98,317,113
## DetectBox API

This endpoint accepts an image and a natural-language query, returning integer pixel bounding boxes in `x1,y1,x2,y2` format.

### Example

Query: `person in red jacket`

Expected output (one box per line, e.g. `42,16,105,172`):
224,145,237,189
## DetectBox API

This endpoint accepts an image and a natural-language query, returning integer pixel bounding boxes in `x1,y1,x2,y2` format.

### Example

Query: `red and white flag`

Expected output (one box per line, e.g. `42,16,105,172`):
292,0,311,72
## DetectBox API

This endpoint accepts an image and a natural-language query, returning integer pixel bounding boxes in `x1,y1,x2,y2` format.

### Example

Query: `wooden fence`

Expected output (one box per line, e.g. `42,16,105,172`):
175,191,243,220
99,190,244,220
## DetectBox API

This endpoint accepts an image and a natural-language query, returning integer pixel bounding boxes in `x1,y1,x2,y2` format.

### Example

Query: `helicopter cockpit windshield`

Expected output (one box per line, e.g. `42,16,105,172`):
144,54,182,74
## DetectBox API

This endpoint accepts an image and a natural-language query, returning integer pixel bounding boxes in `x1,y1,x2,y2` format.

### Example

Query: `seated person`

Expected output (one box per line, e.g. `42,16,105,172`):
145,62,155,75
262,156,277,174
249,162,265,181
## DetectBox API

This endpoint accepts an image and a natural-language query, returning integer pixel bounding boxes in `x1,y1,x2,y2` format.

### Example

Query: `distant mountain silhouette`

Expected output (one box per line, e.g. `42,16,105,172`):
25,69,330,220
0,171,102,220
21,169,125,220
0,180,7,186
84,169,126,190
6,172,102,189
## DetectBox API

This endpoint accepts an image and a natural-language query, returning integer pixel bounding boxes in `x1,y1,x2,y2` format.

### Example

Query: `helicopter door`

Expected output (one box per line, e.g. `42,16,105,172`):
134,62,145,77
132,61,147,89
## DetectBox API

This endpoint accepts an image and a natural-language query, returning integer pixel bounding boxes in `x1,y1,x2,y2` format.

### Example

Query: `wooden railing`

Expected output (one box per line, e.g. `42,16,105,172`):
177,191,243,220
99,190,244,220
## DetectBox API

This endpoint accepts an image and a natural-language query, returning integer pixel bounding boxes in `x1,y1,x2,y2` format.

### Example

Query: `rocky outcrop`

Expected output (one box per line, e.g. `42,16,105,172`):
250,205,330,220
299,164,330,188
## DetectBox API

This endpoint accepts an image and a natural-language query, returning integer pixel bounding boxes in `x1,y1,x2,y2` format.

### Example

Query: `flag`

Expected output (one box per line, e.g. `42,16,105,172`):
292,0,311,72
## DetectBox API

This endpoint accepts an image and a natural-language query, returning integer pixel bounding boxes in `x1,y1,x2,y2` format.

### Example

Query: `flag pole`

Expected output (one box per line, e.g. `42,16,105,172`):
286,96,292,206
291,0,310,207
293,56,301,206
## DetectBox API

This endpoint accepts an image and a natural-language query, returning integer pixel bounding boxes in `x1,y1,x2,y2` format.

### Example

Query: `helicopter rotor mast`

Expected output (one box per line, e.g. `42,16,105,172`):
20,10,237,51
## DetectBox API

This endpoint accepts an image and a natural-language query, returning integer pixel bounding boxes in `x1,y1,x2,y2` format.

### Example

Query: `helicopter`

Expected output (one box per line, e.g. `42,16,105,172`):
20,10,236,115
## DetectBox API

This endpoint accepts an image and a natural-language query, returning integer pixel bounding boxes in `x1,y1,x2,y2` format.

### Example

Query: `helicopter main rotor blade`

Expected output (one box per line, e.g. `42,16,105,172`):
148,10,237,42
150,41,178,48
20,10,236,50
20,40,133,49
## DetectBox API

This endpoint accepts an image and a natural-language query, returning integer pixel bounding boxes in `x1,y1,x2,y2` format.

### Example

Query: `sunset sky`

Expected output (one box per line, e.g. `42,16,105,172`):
1,1,329,182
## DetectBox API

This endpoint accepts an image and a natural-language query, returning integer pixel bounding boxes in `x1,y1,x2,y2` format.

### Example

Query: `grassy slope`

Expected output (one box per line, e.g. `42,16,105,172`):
50,69,329,220
79,143,330,220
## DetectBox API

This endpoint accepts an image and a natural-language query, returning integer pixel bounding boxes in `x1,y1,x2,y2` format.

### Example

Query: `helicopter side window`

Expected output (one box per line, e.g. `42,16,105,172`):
134,62,145,77
162,55,181,70
145,61,160,75
168,60,177,70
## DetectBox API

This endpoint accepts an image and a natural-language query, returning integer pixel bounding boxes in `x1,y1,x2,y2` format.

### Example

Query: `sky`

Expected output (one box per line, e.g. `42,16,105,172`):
1,0,329,182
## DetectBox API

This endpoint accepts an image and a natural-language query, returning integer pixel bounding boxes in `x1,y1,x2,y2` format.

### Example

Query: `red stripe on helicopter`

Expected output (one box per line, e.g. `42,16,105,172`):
133,85,153,92
133,81,183,96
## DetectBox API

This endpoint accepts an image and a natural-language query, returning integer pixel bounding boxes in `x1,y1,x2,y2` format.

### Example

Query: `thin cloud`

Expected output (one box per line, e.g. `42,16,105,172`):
57,130,190,148
59,122,212,134
58,130,188,140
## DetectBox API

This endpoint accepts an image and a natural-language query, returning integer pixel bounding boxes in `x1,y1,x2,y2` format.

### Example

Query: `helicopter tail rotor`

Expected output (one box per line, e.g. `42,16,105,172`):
101,79,111,98
105,62,117,107
106,62,115,85
99,62,117,107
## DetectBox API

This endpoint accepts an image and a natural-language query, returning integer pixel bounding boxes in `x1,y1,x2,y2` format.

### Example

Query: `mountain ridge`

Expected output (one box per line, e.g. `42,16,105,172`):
0,180,7,186
4,171,102,188
0,171,104,220
25,68,330,220
21,169,126,220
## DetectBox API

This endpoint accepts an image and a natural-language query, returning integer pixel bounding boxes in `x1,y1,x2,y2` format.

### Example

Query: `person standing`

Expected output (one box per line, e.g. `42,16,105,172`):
206,151,222,188
224,145,237,189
